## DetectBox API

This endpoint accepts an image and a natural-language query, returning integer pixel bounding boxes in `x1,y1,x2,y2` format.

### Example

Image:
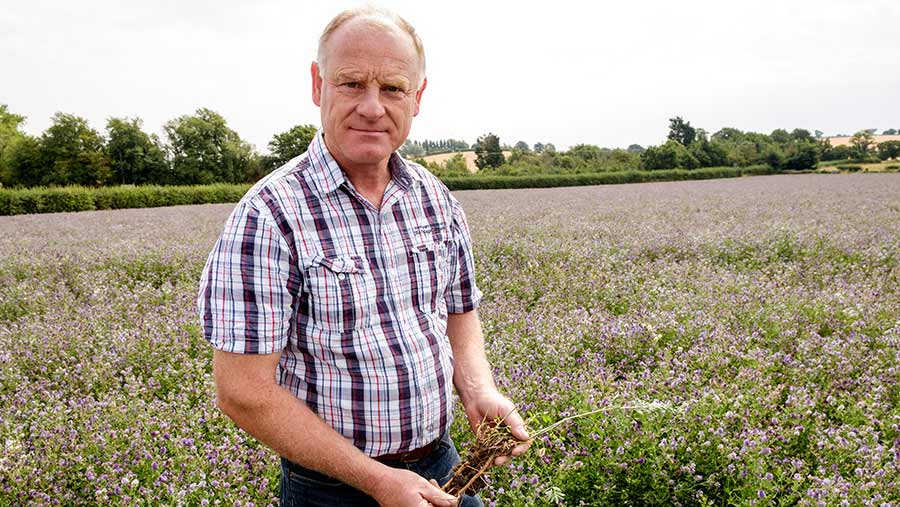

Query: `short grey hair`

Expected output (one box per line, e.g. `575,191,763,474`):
316,6,426,86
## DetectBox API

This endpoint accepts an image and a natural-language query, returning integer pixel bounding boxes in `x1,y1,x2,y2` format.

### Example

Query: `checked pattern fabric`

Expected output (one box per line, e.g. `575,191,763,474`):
198,132,482,456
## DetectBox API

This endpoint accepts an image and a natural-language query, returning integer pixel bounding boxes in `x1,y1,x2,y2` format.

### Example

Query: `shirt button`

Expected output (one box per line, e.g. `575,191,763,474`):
337,274,346,280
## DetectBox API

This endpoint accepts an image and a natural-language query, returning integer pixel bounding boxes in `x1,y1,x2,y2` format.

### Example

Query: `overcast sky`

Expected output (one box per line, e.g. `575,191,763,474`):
3,0,899,152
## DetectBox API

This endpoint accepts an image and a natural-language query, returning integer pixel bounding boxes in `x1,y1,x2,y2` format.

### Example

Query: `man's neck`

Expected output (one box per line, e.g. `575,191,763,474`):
343,164,392,209
324,137,393,209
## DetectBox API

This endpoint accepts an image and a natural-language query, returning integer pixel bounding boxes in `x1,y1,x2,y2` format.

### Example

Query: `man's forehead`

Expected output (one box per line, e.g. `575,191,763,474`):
321,18,421,70
330,17,413,48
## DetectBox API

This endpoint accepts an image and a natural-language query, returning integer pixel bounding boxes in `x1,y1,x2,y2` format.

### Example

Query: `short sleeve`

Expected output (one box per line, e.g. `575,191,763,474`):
197,202,295,354
445,199,483,313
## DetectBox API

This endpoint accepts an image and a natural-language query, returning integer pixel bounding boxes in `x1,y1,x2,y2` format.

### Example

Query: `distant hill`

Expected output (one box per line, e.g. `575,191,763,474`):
827,134,900,147
421,150,512,172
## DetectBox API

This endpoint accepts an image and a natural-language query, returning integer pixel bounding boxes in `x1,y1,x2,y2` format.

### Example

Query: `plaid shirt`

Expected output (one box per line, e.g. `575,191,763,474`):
197,132,482,457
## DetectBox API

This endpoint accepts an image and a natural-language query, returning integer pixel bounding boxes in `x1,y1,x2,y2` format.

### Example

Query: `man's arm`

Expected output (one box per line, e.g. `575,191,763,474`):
446,310,531,465
213,350,457,507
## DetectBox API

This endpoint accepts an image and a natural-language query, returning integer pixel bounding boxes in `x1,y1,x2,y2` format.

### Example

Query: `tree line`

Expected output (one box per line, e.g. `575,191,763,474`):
0,104,317,188
420,119,900,177
399,138,469,158
2,102,897,188
644,118,899,171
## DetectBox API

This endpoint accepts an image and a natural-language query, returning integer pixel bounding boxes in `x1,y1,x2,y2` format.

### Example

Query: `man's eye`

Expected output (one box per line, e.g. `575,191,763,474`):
383,85,402,93
341,82,362,89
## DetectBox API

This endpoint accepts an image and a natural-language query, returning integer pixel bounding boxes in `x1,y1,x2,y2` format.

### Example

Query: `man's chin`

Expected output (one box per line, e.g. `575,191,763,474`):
341,148,394,169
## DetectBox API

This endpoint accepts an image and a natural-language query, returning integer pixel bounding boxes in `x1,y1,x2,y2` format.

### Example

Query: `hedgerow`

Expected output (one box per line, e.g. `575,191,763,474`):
0,166,773,215
441,165,772,191
0,184,252,216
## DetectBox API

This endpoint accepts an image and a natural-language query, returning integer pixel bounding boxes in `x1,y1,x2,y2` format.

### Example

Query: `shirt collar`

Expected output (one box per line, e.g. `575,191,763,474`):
306,130,420,197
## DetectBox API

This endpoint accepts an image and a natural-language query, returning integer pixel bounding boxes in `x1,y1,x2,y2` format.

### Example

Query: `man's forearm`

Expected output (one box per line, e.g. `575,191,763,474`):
446,310,497,405
213,352,390,498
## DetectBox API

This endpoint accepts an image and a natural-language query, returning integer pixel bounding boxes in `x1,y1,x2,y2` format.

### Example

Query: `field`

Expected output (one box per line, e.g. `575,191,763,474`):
422,151,512,172
827,135,900,147
2,174,899,506
819,160,900,173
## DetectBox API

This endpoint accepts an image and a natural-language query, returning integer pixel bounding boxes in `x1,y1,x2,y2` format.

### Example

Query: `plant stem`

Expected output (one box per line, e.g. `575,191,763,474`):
530,404,667,438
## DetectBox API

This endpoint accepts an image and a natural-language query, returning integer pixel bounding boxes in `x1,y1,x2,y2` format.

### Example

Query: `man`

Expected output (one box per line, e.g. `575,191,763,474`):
197,7,529,507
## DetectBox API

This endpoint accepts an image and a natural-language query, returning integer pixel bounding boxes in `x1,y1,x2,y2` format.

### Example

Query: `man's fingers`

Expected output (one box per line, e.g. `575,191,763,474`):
424,494,458,507
511,441,532,456
491,441,532,467
420,479,458,507
502,409,530,441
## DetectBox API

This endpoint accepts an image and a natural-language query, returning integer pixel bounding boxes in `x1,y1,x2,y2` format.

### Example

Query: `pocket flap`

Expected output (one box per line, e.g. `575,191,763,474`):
406,226,449,253
311,254,363,274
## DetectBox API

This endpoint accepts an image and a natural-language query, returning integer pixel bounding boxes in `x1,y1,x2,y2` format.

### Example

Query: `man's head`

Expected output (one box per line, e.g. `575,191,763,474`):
312,7,427,173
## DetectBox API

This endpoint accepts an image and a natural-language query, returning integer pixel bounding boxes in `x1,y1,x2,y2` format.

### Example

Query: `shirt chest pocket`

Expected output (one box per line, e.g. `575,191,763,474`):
304,254,377,332
403,229,454,312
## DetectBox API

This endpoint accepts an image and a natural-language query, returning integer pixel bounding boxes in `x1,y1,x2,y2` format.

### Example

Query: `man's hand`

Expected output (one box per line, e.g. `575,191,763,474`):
462,389,532,466
370,468,459,507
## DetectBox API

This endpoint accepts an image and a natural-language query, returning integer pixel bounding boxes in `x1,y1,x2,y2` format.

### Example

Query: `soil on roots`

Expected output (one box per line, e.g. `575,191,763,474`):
441,420,521,497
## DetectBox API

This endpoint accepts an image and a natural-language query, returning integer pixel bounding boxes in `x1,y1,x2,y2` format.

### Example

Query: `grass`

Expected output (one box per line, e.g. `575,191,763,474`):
818,159,900,172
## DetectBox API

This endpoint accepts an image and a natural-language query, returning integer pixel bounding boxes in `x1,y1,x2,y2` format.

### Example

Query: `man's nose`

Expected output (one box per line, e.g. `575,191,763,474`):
355,86,385,118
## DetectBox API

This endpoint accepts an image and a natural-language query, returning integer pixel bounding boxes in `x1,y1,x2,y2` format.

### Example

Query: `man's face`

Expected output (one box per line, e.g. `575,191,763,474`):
311,20,426,173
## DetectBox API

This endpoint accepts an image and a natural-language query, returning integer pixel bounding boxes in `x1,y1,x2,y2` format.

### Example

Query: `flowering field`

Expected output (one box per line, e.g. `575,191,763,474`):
2,174,899,506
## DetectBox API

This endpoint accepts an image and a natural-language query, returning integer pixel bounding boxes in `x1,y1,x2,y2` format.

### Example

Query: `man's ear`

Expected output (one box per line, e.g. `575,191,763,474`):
311,62,323,107
413,77,427,117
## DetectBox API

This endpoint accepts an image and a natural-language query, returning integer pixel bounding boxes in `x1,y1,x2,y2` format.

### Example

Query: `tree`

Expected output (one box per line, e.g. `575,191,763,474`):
514,141,530,152
164,108,256,184
451,139,470,151
762,146,785,170
817,138,836,161
814,130,824,138
790,129,813,143
711,127,744,143
883,129,898,136
474,132,504,170
0,105,27,186
850,130,875,157
626,144,645,154
878,141,900,160
830,145,854,161
4,135,42,187
667,116,696,146
641,140,697,170
784,142,819,170
0,105,26,154
265,124,317,171
688,138,728,168
770,129,791,145
400,139,425,158
106,117,169,185
402,138,468,156
443,153,469,173
40,112,112,186
533,142,544,154
568,144,604,162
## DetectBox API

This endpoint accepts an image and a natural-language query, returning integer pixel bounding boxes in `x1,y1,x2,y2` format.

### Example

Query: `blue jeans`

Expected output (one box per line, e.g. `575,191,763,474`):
280,432,483,507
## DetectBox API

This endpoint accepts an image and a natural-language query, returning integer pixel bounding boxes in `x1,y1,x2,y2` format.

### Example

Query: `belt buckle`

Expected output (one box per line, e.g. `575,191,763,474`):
398,449,419,463
381,438,440,463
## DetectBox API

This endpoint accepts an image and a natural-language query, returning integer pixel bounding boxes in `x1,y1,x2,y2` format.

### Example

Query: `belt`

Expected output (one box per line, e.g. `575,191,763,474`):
374,438,442,463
